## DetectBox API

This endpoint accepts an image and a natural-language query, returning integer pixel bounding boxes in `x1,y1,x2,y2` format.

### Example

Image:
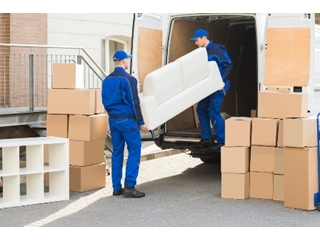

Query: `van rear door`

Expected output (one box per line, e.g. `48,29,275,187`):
131,13,164,141
261,13,314,94
131,13,163,91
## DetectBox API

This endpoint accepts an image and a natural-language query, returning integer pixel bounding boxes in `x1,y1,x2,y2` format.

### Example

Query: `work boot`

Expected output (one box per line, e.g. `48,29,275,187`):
123,186,145,198
195,138,214,149
113,189,123,196
208,143,224,151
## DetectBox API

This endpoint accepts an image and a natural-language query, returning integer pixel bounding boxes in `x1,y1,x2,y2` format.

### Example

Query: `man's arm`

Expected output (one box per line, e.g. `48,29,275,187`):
127,75,145,126
221,47,233,80
208,45,233,80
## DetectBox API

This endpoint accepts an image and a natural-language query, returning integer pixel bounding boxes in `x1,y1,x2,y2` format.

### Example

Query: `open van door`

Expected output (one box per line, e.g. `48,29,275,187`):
261,13,314,100
131,13,164,141
131,13,163,90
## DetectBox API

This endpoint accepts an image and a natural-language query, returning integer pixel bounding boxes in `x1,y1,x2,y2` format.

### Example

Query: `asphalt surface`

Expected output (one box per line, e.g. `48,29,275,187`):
1,143,320,228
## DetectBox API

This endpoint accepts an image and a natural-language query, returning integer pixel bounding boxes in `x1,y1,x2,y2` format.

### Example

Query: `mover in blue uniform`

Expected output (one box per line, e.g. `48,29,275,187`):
101,50,148,198
190,29,233,150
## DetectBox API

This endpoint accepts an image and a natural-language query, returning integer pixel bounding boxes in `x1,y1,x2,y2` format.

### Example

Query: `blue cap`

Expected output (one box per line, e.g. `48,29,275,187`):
190,29,209,41
113,50,133,61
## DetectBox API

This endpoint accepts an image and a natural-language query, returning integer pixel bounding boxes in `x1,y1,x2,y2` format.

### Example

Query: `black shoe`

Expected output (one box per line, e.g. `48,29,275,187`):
208,143,224,151
113,189,123,196
195,138,214,149
123,186,145,198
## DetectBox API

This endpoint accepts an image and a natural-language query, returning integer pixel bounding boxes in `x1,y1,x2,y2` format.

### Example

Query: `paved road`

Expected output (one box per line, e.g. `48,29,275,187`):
1,146,320,227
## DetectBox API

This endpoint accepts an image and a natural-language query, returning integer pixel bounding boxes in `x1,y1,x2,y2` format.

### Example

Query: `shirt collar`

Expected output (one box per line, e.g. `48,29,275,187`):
206,40,213,50
114,67,125,71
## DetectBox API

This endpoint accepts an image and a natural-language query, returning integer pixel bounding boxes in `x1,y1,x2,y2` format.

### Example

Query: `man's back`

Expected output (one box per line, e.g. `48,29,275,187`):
101,66,144,125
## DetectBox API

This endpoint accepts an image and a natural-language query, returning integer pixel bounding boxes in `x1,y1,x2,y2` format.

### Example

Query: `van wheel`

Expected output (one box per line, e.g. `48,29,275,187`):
153,134,164,149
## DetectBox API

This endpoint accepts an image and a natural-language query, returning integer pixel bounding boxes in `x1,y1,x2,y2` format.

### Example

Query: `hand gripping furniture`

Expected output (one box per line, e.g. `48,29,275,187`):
139,47,225,130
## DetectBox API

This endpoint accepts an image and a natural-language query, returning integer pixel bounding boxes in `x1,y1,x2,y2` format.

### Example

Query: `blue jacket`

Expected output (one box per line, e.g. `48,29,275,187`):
101,67,145,126
206,40,233,81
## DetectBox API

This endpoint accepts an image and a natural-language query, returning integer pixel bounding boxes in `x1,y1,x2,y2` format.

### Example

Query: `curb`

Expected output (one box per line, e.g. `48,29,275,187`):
104,149,184,172
140,149,183,162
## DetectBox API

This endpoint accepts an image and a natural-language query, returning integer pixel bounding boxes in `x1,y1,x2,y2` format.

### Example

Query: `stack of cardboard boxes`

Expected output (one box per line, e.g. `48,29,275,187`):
250,117,279,200
221,117,251,200
46,63,108,192
221,90,319,211
282,117,318,210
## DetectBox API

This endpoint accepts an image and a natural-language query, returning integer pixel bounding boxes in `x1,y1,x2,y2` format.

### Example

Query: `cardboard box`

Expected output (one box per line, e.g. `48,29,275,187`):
94,88,105,114
225,117,252,147
46,114,69,138
69,162,106,192
221,173,250,200
220,146,249,173
258,91,308,119
69,139,105,166
249,172,273,200
273,174,284,201
274,147,284,175
284,147,318,210
251,109,257,118
68,114,108,141
250,146,275,173
47,89,95,115
283,117,317,148
277,119,284,147
251,117,279,146
52,63,84,89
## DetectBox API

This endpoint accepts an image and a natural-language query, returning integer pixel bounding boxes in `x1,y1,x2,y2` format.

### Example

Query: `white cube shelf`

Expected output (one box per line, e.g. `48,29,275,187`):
0,136,69,209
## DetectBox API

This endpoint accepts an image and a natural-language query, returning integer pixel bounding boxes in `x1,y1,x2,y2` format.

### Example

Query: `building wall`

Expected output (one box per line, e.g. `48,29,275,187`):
10,13,47,46
0,14,10,106
0,13,168,108
0,13,47,108
47,13,134,67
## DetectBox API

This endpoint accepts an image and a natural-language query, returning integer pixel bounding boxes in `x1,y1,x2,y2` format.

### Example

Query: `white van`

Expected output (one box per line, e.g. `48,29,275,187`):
131,13,320,163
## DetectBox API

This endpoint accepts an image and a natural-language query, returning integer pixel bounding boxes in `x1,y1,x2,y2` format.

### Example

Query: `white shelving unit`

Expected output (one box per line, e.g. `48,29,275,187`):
0,136,69,209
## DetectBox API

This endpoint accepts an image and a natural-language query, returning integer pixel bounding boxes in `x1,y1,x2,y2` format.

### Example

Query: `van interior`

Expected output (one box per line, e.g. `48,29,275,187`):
147,14,258,162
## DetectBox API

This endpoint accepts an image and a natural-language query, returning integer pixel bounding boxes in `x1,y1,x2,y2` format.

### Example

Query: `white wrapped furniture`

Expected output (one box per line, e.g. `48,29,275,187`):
140,47,225,130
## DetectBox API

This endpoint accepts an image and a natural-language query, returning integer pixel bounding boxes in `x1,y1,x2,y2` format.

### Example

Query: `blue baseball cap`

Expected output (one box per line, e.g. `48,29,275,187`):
190,29,209,41
113,50,133,61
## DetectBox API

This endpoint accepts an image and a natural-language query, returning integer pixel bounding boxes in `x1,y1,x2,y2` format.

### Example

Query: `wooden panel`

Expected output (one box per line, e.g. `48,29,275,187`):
264,28,310,87
137,27,162,89
266,87,290,93
167,107,196,131
169,20,202,62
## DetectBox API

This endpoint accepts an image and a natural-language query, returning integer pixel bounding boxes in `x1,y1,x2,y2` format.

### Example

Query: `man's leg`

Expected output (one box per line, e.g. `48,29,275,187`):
109,118,125,192
118,119,142,188
118,119,145,198
196,95,212,140
209,90,225,144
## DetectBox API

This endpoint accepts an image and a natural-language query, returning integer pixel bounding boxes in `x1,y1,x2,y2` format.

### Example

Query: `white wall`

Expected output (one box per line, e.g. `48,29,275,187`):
47,13,134,65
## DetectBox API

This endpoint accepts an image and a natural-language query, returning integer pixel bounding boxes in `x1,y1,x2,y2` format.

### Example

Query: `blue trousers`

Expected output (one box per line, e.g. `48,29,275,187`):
197,81,229,144
109,118,141,191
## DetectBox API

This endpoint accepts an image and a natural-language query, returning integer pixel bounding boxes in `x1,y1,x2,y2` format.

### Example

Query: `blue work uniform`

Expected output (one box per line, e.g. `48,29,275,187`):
196,40,233,144
101,67,145,191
